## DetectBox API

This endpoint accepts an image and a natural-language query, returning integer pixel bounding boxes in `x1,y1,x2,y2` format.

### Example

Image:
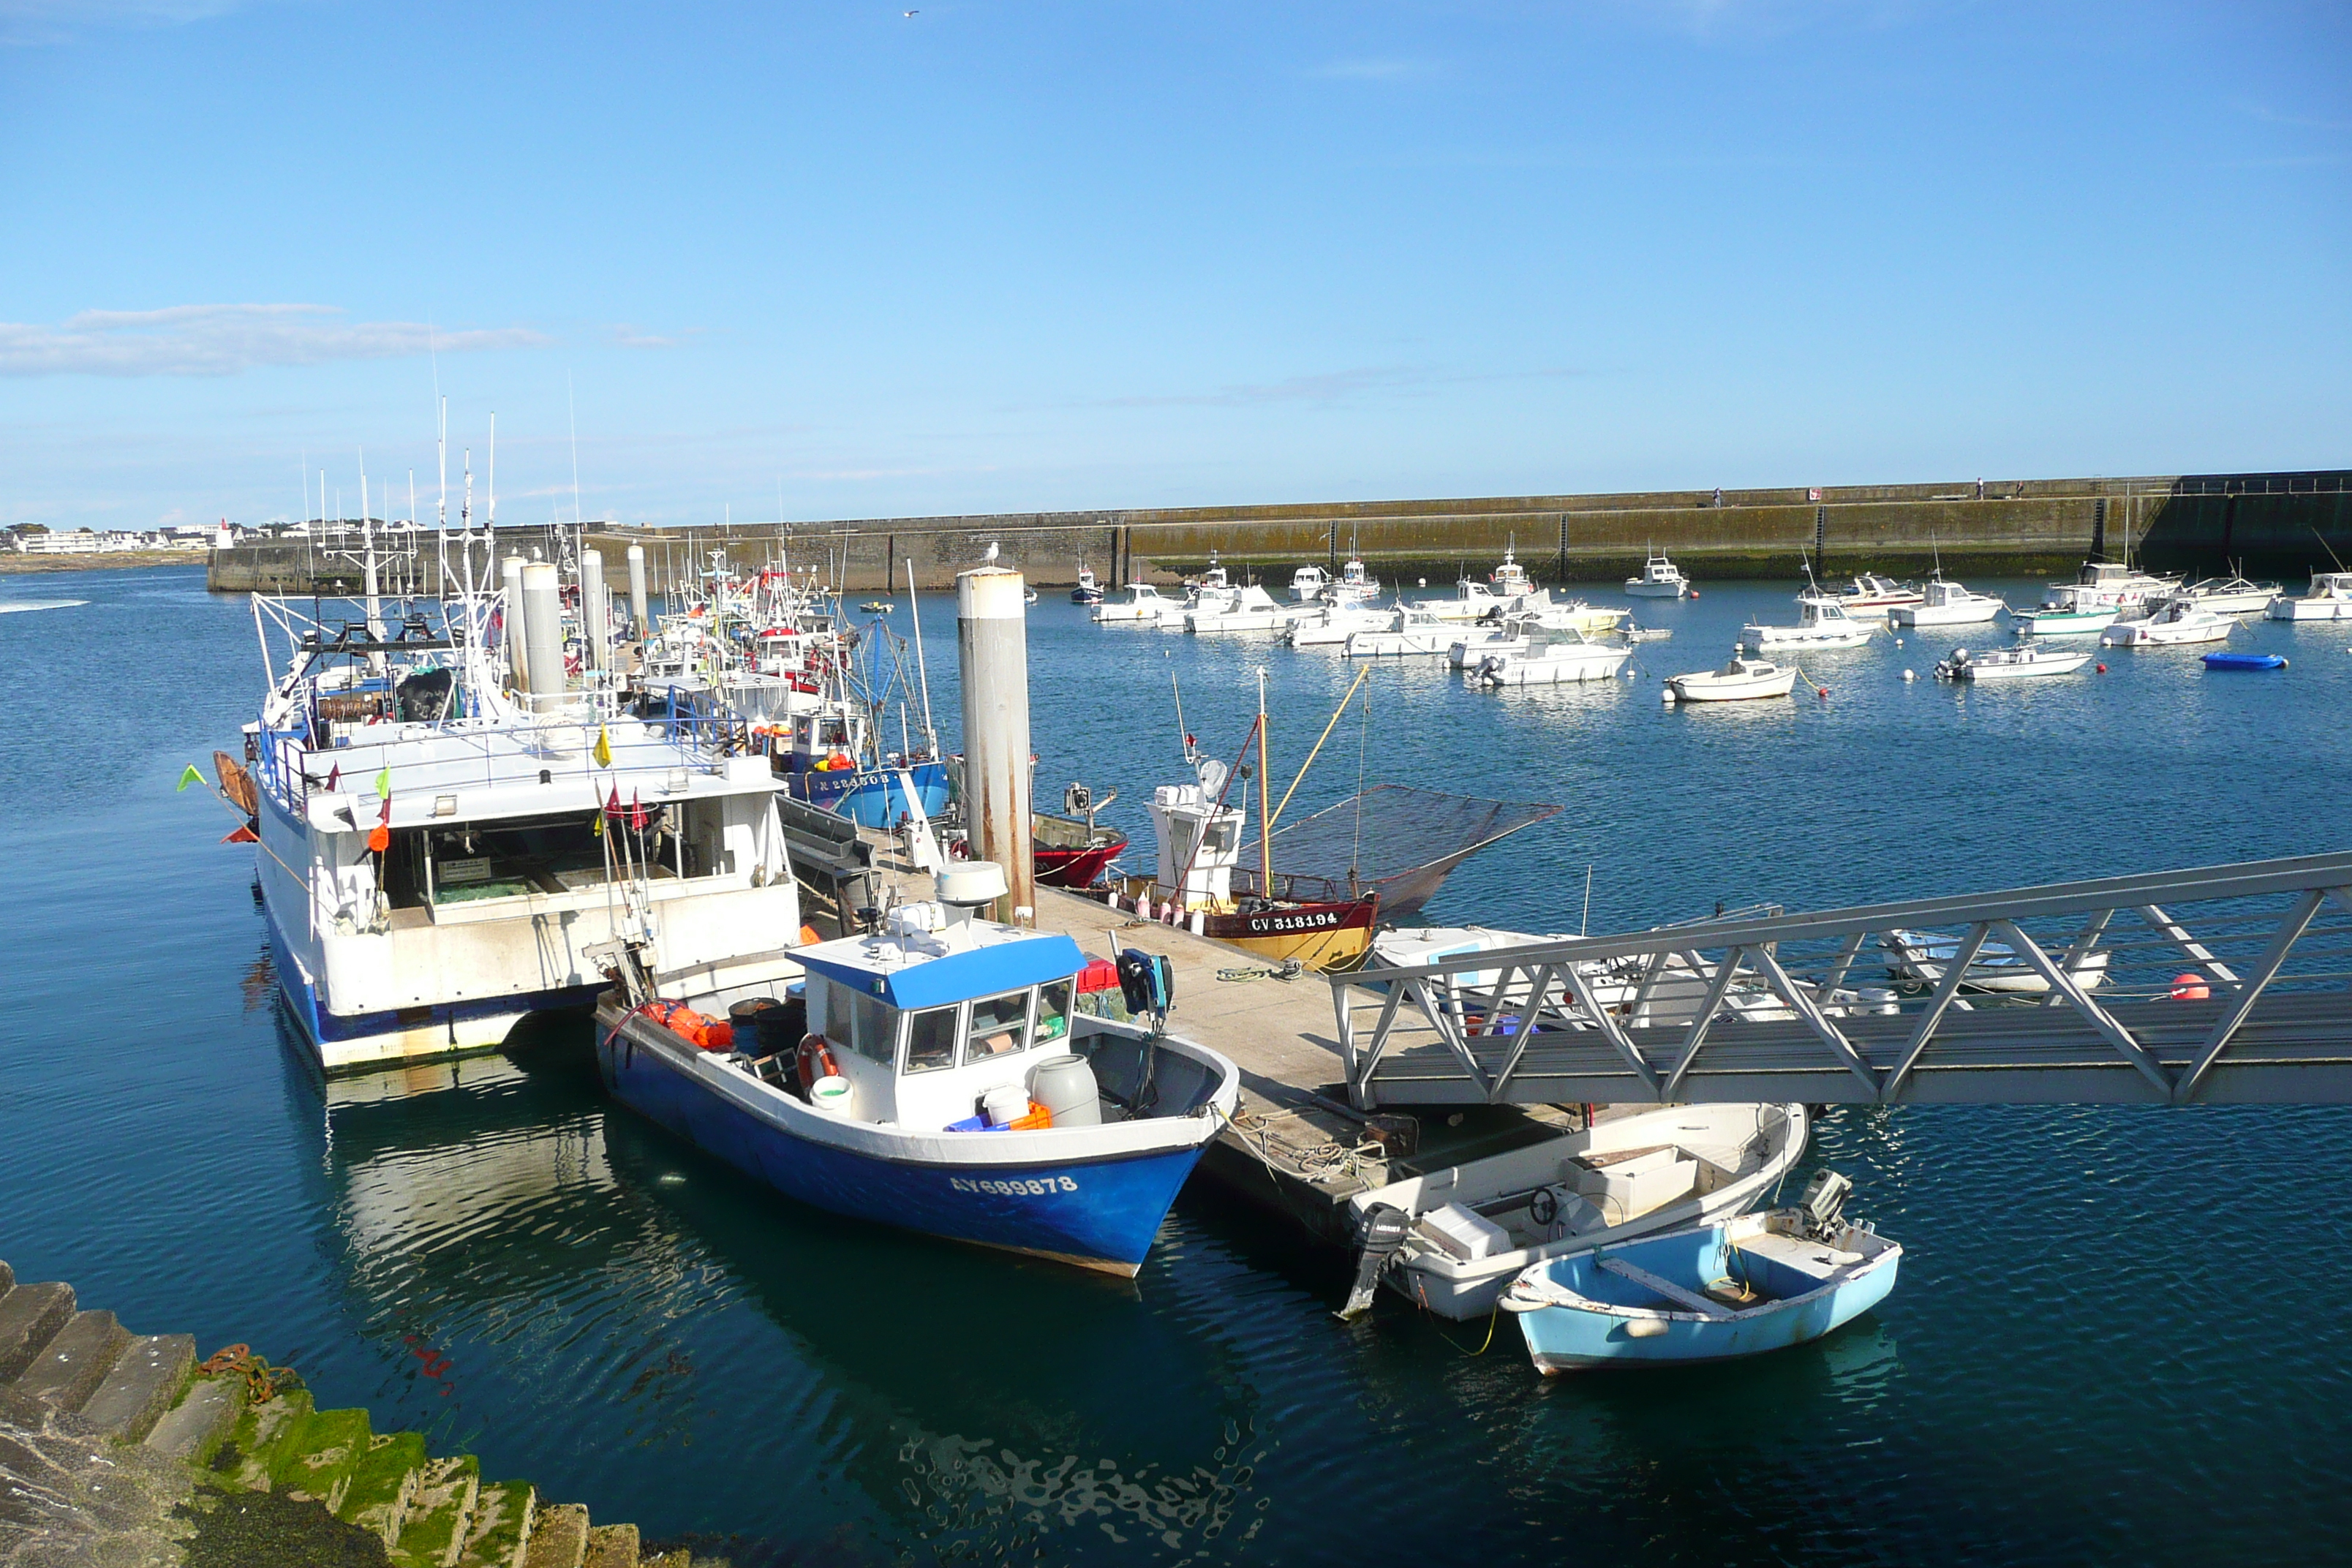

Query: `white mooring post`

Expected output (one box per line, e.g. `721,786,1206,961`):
501,554,530,692
957,566,1036,926
580,548,608,673
626,543,649,638
521,562,567,715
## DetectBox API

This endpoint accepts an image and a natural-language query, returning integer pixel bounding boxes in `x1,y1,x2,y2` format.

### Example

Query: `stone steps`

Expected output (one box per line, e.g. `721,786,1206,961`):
0,1256,679,1568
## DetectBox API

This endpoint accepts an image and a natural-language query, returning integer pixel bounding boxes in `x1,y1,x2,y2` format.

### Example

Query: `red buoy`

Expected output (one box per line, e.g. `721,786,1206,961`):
2095,663,2107,674
2171,973,2210,1001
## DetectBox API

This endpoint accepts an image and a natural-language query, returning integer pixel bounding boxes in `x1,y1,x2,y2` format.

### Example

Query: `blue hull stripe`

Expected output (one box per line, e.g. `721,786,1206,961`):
785,762,950,829
598,1032,1205,1273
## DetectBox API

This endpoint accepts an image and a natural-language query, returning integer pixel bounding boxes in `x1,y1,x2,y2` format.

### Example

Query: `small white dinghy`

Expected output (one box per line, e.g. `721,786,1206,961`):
1665,655,1797,703
1934,645,2090,682
1501,1171,1899,1374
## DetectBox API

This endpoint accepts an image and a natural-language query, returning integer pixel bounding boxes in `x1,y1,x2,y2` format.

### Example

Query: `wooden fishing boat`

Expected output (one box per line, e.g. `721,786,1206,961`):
1500,1172,1900,1373
1033,808,1128,889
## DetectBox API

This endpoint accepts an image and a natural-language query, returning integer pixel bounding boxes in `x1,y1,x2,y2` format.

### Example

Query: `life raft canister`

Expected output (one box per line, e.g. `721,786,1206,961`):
796,1034,840,1094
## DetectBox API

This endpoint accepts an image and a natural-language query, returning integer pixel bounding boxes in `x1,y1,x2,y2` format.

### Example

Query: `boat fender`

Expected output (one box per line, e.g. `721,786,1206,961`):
1623,1316,1670,1339
796,1034,840,1095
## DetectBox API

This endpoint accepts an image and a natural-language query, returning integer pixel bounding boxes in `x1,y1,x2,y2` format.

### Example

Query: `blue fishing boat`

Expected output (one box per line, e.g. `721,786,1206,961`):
2202,652,2288,671
594,863,1239,1275
1500,1172,1899,1373
771,701,951,827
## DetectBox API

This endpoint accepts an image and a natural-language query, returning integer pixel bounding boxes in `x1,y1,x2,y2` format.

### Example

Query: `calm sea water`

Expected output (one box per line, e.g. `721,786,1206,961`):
4,565,2350,1565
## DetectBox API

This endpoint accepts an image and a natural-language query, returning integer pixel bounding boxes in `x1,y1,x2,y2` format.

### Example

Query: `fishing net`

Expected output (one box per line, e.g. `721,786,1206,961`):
1234,785,1561,919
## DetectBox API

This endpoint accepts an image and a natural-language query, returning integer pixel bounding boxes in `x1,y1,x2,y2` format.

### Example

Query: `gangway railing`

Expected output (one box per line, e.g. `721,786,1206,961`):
1331,851,2352,1107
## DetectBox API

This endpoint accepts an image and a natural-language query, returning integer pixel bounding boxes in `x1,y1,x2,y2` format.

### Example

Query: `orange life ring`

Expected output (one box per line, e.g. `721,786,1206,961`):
796,1034,840,1093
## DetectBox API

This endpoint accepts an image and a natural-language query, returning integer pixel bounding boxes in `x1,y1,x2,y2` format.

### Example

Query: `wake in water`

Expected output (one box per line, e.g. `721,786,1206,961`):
0,600,88,613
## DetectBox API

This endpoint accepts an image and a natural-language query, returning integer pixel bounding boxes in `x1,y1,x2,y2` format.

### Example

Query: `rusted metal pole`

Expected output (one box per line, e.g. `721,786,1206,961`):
956,566,1036,925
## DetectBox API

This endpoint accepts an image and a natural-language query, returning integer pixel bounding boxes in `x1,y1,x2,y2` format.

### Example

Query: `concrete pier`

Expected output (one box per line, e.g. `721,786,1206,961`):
208,470,2352,595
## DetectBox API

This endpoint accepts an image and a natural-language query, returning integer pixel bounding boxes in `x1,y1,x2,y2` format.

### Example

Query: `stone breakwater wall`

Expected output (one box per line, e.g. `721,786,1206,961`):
208,471,2351,593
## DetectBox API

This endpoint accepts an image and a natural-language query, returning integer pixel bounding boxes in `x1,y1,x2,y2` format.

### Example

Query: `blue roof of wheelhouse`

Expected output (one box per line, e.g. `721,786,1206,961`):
797,931,1087,1011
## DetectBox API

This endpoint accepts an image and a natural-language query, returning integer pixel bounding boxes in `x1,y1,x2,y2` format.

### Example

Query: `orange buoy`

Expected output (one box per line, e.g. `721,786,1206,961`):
2171,973,2211,1001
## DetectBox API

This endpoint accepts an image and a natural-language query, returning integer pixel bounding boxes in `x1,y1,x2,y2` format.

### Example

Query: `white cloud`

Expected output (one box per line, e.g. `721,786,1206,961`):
0,1,252,45
0,304,548,377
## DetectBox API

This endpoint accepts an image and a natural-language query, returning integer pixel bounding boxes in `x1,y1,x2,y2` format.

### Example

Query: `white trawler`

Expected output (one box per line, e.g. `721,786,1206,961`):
231,525,804,1071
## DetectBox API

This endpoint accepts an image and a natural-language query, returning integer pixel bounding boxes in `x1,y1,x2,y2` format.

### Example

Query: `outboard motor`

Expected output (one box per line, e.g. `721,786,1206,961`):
1797,1169,1852,1238
1117,949,1175,1020
1336,1204,1413,1321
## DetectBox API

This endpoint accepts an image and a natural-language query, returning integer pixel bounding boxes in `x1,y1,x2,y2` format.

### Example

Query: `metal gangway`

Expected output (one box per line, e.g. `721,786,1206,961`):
1332,851,2352,1107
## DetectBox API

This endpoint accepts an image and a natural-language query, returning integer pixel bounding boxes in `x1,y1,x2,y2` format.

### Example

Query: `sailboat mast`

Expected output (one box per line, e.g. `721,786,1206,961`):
1255,667,1273,899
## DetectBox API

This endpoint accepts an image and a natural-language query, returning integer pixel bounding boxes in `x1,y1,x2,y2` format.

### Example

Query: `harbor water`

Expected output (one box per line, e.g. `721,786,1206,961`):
4,566,2350,1564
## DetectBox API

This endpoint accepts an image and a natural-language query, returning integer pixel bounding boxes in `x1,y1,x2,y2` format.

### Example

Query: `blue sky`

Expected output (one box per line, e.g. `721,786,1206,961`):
1,1,2345,531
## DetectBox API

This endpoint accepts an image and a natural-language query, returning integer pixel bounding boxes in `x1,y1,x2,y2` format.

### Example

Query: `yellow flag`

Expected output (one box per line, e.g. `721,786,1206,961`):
593,725,612,768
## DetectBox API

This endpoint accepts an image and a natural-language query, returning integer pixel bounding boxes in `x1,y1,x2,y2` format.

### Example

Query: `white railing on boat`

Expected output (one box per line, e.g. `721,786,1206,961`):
1330,851,2352,1107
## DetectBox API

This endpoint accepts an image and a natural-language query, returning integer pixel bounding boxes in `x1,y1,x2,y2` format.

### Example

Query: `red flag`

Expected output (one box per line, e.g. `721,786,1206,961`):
628,791,648,833
221,824,259,845
325,764,341,790
605,784,623,820
379,795,393,826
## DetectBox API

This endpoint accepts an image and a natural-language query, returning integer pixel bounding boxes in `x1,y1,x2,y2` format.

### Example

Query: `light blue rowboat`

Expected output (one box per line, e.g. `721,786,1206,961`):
1500,1172,1900,1373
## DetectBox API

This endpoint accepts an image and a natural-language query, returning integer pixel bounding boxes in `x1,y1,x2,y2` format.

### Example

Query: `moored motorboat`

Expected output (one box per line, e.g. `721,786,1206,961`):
1889,576,2006,627
1665,656,1797,702
1830,573,1923,613
2265,571,2352,622
1625,549,1690,598
1477,633,1632,686
2100,597,2232,647
1741,592,1875,652
1341,1104,1810,1321
1032,807,1128,888
1448,625,1529,668
1934,644,2090,681
1185,584,1295,634
594,863,1240,1276
1346,606,1460,657
1499,1172,1899,1373
2021,559,2180,636
2177,573,2280,615
1070,563,1104,605
1287,603,1397,647
1881,927,2110,993
1092,583,1183,624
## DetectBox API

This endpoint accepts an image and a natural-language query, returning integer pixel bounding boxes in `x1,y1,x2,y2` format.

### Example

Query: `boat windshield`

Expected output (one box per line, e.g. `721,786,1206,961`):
1036,980,1073,1047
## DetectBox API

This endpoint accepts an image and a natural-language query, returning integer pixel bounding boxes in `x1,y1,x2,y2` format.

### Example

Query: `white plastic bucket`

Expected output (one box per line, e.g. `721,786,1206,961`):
810,1074,853,1114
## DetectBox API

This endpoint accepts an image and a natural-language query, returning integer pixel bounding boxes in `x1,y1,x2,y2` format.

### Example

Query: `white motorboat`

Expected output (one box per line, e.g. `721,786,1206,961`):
1477,637,1632,686
1625,550,1690,598
1185,584,1297,634
1341,1104,1810,1320
2266,570,2352,622
1419,547,1548,622
2177,573,2281,615
1889,576,2006,627
1516,600,1628,636
1347,606,1460,657
1881,928,2110,995
2100,597,2232,647
1449,625,1529,668
2024,559,2181,636
1830,573,1923,613
1288,564,1330,603
1741,594,1874,652
1934,645,2090,682
1328,555,1383,607
1092,583,1183,624
1665,656,1796,702
1287,603,1398,647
